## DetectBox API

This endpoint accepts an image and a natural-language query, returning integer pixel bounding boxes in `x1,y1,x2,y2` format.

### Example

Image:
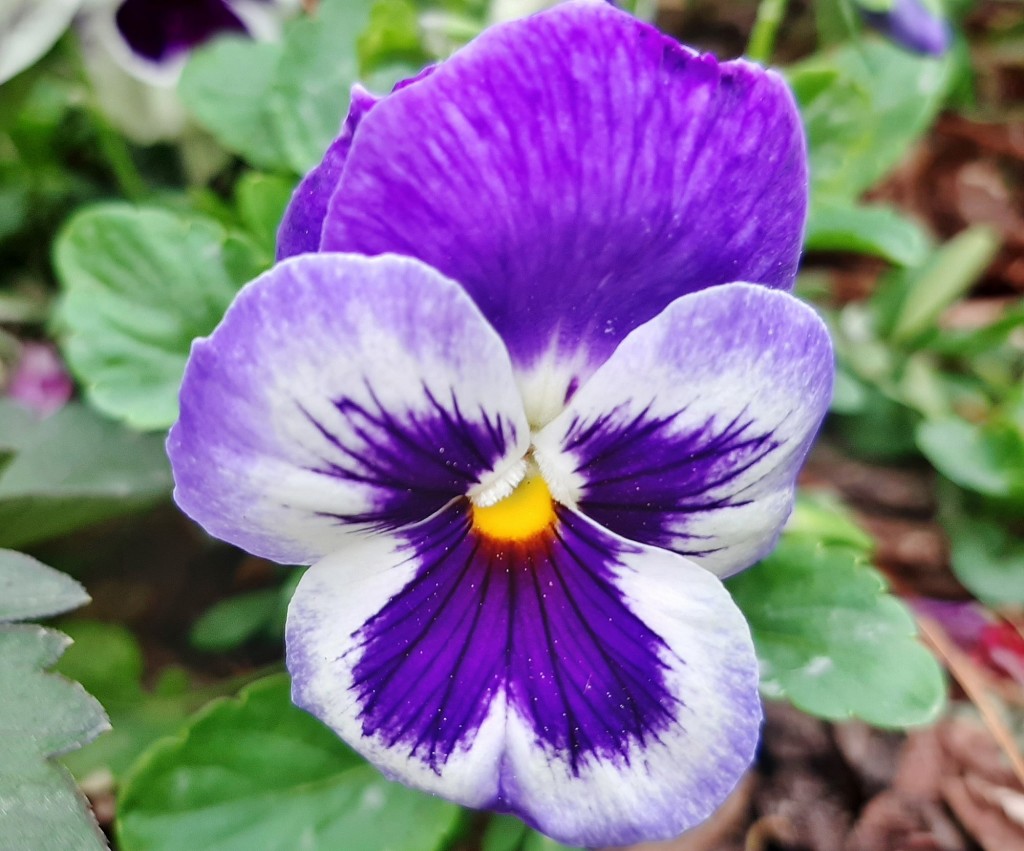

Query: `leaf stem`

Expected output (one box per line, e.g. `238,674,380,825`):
91,110,147,202
747,0,792,64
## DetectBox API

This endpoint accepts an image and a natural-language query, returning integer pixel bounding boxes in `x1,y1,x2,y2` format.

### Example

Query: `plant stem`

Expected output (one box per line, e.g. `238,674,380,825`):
747,0,791,64
92,110,147,202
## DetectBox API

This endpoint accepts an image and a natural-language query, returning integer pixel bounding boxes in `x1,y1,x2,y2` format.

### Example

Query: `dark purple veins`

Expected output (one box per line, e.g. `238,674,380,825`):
564,404,780,555
348,504,679,782
115,0,248,63
302,382,519,532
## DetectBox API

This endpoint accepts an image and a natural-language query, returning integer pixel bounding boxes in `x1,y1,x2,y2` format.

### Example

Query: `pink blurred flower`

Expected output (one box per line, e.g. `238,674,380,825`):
6,342,74,417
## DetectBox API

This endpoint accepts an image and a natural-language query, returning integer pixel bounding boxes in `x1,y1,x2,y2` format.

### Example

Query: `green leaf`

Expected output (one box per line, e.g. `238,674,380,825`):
945,511,1024,607
56,621,220,781
790,38,955,202
889,226,1001,344
0,549,89,622
480,816,580,851
0,555,109,851
0,401,171,549
925,302,1024,358
830,366,869,414
804,201,931,266
234,172,296,259
189,589,282,652
832,385,921,461
482,816,530,851
786,492,875,552
917,417,1024,501
54,203,262,430
179,0,376,173
522,831,578,851
728,536,945,728
359,0,430,72
117,675,460,851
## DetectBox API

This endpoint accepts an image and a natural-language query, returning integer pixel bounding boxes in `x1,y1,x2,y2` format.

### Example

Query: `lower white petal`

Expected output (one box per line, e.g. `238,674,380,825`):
286,503,760,847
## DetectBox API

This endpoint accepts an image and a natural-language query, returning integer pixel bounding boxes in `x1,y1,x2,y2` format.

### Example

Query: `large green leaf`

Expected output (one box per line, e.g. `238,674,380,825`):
54,204,262,431
0,401,171,548
117,675,460,851
804,201,931,266
790,37,955,203
56,621,244,782
179,0,376,173
917,417,1024,502
0,549,89,622
0,551,109,851
728,534,946,728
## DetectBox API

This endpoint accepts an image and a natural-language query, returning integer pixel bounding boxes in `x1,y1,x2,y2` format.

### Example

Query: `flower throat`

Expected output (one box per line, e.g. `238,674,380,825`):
471,475,556,542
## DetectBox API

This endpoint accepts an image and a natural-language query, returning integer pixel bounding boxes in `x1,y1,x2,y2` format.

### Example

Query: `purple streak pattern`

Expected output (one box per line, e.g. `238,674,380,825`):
534,284,833,578
563,403,779,556
169,2,830,844
350,503,676,773
287,502,761,845
303,383,519,532
315,0,806,392
169,253,529,565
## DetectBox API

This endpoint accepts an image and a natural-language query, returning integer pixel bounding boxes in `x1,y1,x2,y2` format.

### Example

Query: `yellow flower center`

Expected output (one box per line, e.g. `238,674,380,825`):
471,475,556,542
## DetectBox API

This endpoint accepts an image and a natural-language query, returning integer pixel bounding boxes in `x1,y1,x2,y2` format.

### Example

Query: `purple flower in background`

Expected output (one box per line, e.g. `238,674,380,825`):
114,0,249,63
168,1,832,845
73,0,290,142
857,0,951,56
5,342,73,418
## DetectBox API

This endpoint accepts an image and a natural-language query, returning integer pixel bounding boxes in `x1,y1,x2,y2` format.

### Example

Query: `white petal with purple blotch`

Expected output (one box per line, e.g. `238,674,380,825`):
533,283,833,578
168,253,529,564
286,503,760,847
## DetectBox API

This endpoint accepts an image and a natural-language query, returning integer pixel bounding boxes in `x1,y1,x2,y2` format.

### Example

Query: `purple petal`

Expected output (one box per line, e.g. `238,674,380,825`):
533,284,833,578
287,502,760,847
277,65,438,261
168,253,529,564
276,86,380,260
909,597,990,649
115,0,249,63
860,0,951,56
318,0,806,421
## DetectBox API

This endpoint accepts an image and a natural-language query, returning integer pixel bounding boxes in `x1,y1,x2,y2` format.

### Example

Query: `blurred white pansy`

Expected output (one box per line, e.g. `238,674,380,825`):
2,0,295,141
0,0,81,83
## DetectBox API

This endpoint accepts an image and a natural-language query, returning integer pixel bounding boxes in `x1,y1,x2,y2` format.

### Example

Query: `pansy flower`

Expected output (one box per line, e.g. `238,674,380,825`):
0,0,284,85
81,0,287,87
168,1,833,845
856,0,951,56
5,342,74,418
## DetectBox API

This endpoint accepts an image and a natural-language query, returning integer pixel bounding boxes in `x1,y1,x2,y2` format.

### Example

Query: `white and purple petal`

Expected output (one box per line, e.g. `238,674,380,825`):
168,253,529,564
287,503,760,847
0,0,81,84
114,0,248,63
81,0,288,90
533,283,833,578
308,0,805,422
